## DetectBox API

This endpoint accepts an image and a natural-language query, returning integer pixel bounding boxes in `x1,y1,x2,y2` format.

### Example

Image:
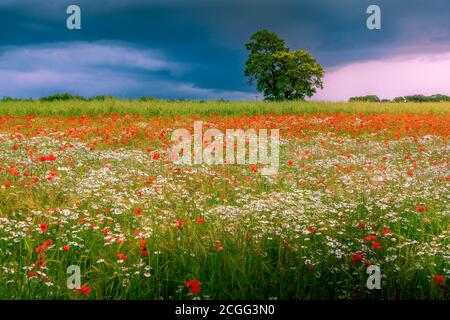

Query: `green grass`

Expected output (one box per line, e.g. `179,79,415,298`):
0,99,449,116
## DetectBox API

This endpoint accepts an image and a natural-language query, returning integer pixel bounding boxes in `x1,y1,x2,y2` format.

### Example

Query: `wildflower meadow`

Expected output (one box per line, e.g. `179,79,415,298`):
0,100,448,300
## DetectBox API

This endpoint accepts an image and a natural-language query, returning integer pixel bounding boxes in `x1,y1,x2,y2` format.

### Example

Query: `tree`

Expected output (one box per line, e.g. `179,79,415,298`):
244,29,323,101
349,95,381,102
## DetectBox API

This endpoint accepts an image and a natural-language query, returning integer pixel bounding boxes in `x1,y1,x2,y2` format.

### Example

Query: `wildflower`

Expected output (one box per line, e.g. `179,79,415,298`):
78,284,92,296
287,160,294,166
196,217,205,224
116,253,127,262
40,223,48,233
185,279,201,295
382,229,393,234
215,242,223,251
433,275,445,284
63,245,70,251
364,235,377,242
351,252,363,266
371,242,383,249
307,226,315,234
416,205,425,212
3,181,11,188
133,208,142,216
177,219,184,229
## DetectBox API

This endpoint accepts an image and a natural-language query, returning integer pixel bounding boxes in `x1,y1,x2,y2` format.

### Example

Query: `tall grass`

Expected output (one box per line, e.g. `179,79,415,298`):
0,99,449,116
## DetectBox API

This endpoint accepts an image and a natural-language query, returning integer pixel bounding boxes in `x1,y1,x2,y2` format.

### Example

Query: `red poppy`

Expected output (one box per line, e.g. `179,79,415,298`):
185,279,202,295
116,253,127,261
308,226,315,234
78,284,92,296
177,219,184,229
371,242,383,249
3,181,11,188
47,154,57,161
40,223,48,233
287,160,294,166
433,275,445,284
215,242,223,251
133,208,142,215
365,235,377,242
63,245,70,251
382,229,393,234
416,205,425,212
152,153,160,160
358,223,366,229
196,217,206,224
351,252,363,266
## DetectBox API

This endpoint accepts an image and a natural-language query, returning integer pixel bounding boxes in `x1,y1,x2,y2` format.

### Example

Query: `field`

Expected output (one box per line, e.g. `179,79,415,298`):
0,100,449,300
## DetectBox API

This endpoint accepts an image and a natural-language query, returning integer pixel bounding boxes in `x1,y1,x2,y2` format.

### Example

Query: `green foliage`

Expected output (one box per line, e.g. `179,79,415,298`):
349,95,381,103
244,29,323,101
39,93,86,102
393,96,406,103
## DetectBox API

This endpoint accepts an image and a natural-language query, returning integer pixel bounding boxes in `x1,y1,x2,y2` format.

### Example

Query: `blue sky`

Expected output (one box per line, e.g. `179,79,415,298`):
0,0,449,100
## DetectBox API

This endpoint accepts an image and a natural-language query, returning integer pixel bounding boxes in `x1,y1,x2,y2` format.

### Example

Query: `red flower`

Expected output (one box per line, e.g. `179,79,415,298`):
133,208,142,215
39,155,48,162
63,245,70,251
185,279,202,295
3,181,11,188
307,226,315,234
287,160,294,166
29,271,38,278
102,227,110,233
371,242,383,249
40,223,48,233
351,252,363,266
196,217,206,224
116,253,127,262
215,242,223,251
433,275,445,284
139,239,149,257
35,239,53,253
152,153,160,160
78,284,92,296
47,154,57,161
364,235,377,242
382,229,393,234
358,223,366,229
177,219,184,229
416,205,425,212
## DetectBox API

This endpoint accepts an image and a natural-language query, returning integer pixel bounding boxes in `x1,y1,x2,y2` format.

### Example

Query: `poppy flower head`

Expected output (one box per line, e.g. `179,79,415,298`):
185,279,201,295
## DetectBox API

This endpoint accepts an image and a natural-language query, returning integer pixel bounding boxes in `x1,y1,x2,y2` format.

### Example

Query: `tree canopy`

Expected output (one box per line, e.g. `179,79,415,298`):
244,29,323,101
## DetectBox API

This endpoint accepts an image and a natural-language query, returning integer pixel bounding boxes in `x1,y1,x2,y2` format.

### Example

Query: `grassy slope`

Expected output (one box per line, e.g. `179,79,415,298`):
0,100,449,116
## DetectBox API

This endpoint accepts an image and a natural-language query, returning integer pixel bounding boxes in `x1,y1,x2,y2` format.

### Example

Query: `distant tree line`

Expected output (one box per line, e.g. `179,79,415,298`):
0,93,229,103
349,94,450,103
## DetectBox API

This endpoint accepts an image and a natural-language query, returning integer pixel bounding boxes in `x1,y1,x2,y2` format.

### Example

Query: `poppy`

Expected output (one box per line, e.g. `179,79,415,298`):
196,217,206,224
433,275,445,284
78,284,92,296
185,279,201,295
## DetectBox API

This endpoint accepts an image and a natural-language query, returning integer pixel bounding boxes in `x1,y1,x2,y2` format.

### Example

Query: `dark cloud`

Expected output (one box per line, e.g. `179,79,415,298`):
0,0,449,99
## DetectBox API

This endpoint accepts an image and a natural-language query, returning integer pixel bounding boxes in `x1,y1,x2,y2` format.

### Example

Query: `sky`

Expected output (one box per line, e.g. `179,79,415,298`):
0,0,449,101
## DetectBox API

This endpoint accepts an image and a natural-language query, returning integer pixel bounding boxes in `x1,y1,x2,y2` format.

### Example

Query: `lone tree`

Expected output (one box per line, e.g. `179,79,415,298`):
244,29,324,101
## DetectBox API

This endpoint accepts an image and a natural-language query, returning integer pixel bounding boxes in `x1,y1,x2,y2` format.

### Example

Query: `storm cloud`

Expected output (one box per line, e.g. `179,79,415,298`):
0,0,449,100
